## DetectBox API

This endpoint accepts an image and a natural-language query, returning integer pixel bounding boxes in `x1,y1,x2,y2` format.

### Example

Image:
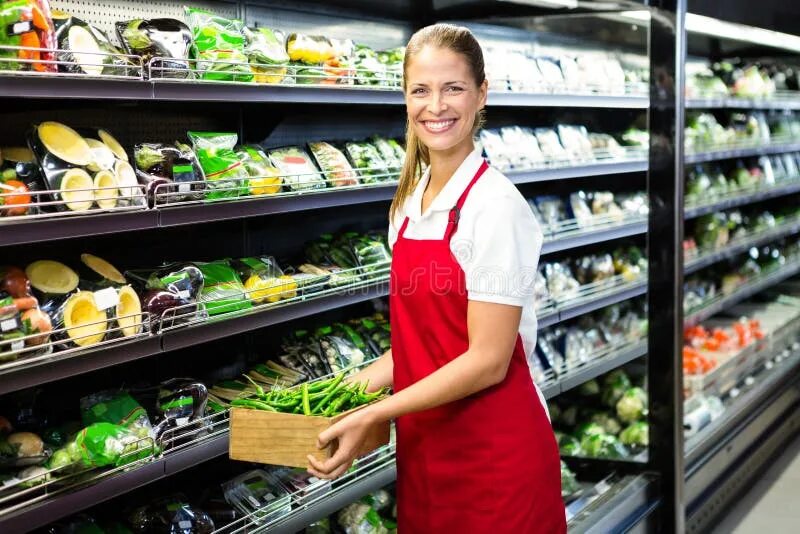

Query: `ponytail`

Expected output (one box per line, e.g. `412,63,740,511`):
390,117,429,223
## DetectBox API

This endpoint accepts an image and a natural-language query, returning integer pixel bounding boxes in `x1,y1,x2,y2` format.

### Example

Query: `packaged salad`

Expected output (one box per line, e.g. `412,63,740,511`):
370,136,403,175
187,132,249,200
0,0,56,73
195,260,252,316
235,145,282,195
345,142,391,184
308,142,358,187
185,7,251,82
243,26,288,83
267,146,326,191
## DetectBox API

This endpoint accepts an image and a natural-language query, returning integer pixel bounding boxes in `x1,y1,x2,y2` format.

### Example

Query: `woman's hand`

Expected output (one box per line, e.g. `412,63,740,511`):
307,407,376,480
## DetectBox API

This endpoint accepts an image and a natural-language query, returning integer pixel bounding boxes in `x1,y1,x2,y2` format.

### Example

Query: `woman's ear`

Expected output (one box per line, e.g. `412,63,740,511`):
479,79,489,109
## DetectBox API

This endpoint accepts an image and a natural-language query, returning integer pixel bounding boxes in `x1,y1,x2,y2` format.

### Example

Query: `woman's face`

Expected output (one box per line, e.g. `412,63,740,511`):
405,45,488,154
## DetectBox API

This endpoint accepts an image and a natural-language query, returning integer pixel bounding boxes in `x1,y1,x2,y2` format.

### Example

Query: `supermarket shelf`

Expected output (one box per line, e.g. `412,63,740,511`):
685,261,800,325
160,281,391,352
487,92,648,109
157,185,397,227
0,336,162,397
568,475,657,534
0,210,159,247
541,220,647,255
556,342,648,395
684,218,800,275
686,97,800,110
266,462,398,534
0,75,649,108
685,142,800,164
0,160,648,247
0,432,231,534
507,159,647,184
685,181,800,219
557,280,647,322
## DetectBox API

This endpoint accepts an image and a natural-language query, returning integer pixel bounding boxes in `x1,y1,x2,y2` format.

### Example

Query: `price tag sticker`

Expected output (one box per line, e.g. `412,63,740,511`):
264,492,275,502
178,521,192,530
11,21,33,35
11,339,24,352
178,182,191,194
177,289,191,300
1,318,19,333
94,287,119,311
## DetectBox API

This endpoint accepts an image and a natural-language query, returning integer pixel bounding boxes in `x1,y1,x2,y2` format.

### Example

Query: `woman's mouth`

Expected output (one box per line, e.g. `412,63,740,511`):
421,119,457,134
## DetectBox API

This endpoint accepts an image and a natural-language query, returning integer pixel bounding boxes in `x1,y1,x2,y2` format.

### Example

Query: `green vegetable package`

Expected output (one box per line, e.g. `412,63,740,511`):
185,7,252,82
188,131,249,200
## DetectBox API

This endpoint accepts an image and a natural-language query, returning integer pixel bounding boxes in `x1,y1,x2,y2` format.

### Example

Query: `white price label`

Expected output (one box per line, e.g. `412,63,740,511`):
11,340,24,352
12,21,31,34
94,287,119,311
175,417,189,426
178,182,191,193
264,492,275,502
178,521,192,530
177,290,191,300
1,318,18,332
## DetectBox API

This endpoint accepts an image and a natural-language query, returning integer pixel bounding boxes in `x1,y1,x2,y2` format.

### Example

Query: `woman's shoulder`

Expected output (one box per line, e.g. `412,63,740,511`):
467,163,531,212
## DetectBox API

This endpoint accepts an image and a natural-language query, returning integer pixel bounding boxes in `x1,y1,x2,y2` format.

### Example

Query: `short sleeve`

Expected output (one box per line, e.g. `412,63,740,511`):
460,195,543,307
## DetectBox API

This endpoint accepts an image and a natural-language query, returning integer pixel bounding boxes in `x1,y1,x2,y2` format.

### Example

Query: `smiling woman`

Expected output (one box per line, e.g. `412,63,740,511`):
307,24,566,533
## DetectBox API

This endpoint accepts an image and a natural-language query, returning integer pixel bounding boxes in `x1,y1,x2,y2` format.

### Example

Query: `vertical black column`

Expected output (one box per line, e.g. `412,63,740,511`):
646,1,686,532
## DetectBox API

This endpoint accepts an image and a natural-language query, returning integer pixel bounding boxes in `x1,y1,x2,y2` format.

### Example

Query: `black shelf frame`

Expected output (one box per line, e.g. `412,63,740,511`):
684,181,800,219
685,142,800,164
0,160,647,247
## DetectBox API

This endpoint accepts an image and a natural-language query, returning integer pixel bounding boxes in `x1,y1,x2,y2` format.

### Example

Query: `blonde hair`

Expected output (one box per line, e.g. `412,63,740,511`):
390,23,486,222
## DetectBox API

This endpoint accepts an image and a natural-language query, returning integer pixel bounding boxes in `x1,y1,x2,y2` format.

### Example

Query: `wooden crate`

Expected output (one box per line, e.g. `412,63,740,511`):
229,405,390,468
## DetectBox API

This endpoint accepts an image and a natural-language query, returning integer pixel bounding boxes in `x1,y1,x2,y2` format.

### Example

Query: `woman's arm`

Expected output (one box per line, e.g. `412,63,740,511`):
347,349,393,392
307,300,521,479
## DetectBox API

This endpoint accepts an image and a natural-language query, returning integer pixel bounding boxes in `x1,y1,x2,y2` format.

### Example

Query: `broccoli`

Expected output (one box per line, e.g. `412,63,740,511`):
616,387,648,423
601,370,632,408
575,422,606,439
619,421,649,447
579,379,600,397
580,434,629,459
590,412,623,435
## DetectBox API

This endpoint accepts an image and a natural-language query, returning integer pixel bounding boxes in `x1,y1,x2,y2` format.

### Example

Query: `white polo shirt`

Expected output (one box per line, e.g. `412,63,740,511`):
389,148,545,386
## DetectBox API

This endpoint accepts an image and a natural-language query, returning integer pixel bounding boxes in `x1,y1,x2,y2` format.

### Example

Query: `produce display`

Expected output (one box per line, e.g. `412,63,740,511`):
53,13,135,77
685,110,800,152
684,235,800,313
684,199,800,258
478,123,634,172
685,154,800,206
116,17,192,77
532,300,647,384
686,59,800,99
529,190,647,234
549,367,649,460
0,0,57,73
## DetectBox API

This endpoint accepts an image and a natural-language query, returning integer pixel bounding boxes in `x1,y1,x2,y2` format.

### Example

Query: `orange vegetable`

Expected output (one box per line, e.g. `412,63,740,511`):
703,338,721,351
0,180,32,217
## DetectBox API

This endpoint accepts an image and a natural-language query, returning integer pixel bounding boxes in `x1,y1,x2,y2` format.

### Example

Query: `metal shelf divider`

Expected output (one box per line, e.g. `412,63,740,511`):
685,141,800,164
685,180,800,219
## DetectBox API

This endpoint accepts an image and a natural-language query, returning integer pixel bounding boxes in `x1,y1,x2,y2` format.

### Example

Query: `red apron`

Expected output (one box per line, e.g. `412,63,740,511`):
390,160,566,533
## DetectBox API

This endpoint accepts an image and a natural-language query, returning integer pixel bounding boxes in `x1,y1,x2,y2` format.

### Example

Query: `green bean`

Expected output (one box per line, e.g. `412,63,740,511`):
242,375,267,398
324,391,352,417
302,383,312,416
231,398,277,411
310,374,346,413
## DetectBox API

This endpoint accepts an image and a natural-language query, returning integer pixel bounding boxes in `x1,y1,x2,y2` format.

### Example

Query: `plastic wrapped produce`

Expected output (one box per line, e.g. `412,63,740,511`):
309,142,358,187
53,15,134,77
534,196,568,232
535,128,569,162
569,192,593,227
543,262,580,299
345,142,391,184
128,494,215,533
195,260,251,316
222,469,291,524
236,145,282,195
370,136,403,175
557,125,594,162
588,133,625,159
185,7,251,82
268,146,326,191
479,129,512,171
591,192,624,221
116,18,191,78
134,142,204,203
243,27,289,83
188,132,249,200
501,126,544,168
0,0,56,73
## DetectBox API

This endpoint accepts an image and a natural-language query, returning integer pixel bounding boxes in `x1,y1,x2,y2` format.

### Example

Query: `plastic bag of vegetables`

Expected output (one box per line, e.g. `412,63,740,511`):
267,146,326,191
233,256,297,305
188,132,249,200
127,263,205,330
49,422,154,469
185,7,251,82
54,15,135,77
243,26,288,83
134,142,205,204
195,260,252,316
116,18,192,79
80,391,154,439
370,136,403,176
0,0,57,73
345,142,391,184
309,142,358,187
235,145,282,195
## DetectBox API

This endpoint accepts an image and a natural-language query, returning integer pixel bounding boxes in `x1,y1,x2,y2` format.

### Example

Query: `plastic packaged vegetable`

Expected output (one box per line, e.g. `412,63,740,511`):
223,469,291,525
243,26,288,83
308,142,358,187
234,257,296,304
116,18,191,78
0,0,56,73
196,260,252,315
54,15,133,77
127,495,215,533
128,263,205,330
80,391,153,439
235,145,282,195
134,142,204,203
185,7,251,82
369,136,403,176
345,142,390,183
535,128,569,162
267,146,326,191
74,422,154,467
286,33,335,65
188,132,249,200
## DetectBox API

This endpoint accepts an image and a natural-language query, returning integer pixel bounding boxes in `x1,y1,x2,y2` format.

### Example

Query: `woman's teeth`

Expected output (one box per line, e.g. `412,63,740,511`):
424,119,455,132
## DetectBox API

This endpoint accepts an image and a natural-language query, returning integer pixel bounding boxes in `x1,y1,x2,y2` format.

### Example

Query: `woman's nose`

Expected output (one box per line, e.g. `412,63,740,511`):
427,91,447,114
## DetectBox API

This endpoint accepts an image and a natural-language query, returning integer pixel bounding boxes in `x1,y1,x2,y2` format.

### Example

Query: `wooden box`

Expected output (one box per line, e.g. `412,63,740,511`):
229,405,390,468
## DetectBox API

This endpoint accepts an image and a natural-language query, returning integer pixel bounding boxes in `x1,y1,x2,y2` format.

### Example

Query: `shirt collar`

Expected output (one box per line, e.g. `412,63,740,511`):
406,148,484,221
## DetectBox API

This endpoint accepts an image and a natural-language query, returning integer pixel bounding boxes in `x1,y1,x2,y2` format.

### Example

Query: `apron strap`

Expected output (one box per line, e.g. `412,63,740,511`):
444,159,489,241
398,216,411,238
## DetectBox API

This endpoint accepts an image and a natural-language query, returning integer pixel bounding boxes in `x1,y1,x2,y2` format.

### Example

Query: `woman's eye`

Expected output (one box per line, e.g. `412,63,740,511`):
445,86,464,93
411,88,427,95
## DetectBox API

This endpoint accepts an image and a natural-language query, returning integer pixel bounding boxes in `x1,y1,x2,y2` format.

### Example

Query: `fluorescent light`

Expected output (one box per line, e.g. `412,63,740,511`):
685,14,800,53
507,0,579,8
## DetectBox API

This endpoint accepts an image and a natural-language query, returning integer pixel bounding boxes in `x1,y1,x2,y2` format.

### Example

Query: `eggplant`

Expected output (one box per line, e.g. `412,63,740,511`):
116,19,192,79
54,16,136,77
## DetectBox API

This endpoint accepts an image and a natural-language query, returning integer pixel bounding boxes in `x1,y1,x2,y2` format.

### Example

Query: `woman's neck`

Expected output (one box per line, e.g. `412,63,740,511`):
426,138,475,195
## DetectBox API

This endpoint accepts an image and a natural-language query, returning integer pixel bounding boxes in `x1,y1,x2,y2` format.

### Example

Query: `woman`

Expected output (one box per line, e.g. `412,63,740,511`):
307,23,566,532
